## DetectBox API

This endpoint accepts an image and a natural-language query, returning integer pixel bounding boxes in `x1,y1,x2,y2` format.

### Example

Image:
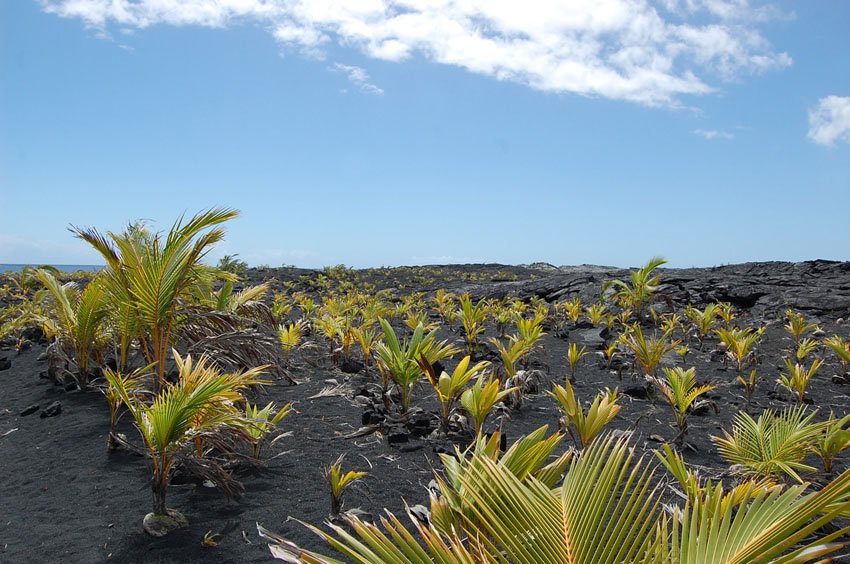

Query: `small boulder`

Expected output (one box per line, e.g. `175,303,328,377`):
40,401,61,418
387,430,409,445
143,510,189,537
0,357,11,371
572,328,606,350
20,404,39,417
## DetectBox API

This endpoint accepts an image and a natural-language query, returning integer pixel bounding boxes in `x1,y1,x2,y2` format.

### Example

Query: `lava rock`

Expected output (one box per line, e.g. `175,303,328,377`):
387,430,409,445
408,413,434,437
623,385,649,400
361,410,374,425
572,328,606,350
21,326,46,344
40,401,61,418
20,404,39,417
0,357,10,371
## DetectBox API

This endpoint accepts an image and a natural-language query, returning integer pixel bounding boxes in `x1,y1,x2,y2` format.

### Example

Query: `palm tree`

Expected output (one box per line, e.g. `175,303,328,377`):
604,256,666,319
105,350,266,535
73,208,238,390
262,431,850,562
32,268,110,389
375,319,460,413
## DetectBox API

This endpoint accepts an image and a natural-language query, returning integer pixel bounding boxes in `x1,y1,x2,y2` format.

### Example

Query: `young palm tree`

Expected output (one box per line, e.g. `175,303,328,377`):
324,455,368,518
105,350,266,535
460,375,516,439
549,380,621,448
73,208,239,391
683,303,719,349
457,294,487,353
375,319,460,413
619,324,681,378
193,280,274,326
565,342,588,381
648,366,714,447
823,335,850,375
33,268,110,389
488,336,530,383
715,326,763,374
604,256,666,319
777,358,823,405
418,355,490,435
713,406,828,483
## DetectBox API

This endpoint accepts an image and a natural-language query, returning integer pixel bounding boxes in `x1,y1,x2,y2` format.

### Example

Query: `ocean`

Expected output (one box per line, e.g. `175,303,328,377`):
0,264,105,273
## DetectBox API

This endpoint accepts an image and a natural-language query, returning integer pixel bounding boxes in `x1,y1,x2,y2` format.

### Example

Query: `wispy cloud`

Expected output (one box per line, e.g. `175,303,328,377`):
331,63,384,95
694,128,734,139
40,0,791,107
808,96,850,147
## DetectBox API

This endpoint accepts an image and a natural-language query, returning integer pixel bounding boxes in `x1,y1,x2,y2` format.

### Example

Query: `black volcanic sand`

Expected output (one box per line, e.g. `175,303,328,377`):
2,261,850,562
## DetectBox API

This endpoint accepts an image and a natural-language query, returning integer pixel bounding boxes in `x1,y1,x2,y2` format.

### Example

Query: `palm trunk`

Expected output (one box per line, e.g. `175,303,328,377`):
152,480,168,515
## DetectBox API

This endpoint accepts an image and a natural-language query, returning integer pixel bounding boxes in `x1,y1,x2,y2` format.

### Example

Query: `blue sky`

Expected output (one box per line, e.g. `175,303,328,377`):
1,1,848,269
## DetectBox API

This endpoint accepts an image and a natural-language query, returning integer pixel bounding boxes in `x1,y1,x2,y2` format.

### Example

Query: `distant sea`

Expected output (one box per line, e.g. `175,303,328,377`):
0,264,105,273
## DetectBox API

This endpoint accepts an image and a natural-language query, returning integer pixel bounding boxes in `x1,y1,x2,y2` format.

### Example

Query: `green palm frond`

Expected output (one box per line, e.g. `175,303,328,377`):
265,430,850,563
648,366,714,446
603,256,666,317
418,355,489,434
664,470,850,563
549,380,621,448
106,349,260,517
74,208,239,389
713,406,828,482
375,319,459,413
265,432,660,563
777,358,823,405
619,324,680,377
460,375,516,438
33,268,110,388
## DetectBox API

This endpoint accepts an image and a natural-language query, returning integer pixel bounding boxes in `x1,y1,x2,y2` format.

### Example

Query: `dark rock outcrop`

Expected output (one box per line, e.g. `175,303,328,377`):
450,260,850,318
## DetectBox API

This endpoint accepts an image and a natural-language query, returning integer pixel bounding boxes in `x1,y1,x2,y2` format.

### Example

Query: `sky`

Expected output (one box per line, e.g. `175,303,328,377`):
1,0,848,269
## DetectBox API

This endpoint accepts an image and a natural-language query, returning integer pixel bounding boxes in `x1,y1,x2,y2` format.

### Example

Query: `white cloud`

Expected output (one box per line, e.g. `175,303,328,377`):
40,0,791,106
331,63,384,95
808,96,850,147
694,128,734,139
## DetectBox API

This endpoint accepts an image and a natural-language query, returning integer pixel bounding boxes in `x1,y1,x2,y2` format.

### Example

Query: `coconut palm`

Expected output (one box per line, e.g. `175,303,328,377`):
824,335,850,375
73,208,238,390
32,268,110,389
460,375,516,439
619,324,681,378
105,350,266,535
716,326,763,374
375,319,460,413
713,406,828,482
683,303,719,349
549,380,621,448
263,430,850,563
604,256,666,318
418,355,490,435
193,280,274,326
648,366,714,447
457,294,487,353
